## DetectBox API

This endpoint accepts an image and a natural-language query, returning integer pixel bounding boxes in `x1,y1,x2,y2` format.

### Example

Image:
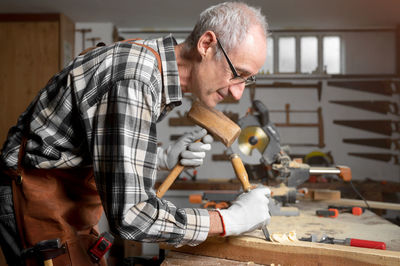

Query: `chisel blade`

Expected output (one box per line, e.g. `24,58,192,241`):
330,100,398,115
333,120,398,136
343,138,400,150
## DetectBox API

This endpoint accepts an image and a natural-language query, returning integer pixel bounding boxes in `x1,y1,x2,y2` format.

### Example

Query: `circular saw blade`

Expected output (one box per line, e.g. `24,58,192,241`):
238,126,269,157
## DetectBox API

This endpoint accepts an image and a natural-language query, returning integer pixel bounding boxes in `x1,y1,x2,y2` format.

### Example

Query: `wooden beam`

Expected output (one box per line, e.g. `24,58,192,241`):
322,198,400,211
162,235,400,266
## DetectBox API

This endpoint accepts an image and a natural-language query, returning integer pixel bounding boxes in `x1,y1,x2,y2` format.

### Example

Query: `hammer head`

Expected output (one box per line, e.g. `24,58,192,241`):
188,101,241,147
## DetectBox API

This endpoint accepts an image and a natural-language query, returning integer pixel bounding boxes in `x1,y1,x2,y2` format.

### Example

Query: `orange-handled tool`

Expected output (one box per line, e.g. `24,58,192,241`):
229,153,271,241
230,153,252,192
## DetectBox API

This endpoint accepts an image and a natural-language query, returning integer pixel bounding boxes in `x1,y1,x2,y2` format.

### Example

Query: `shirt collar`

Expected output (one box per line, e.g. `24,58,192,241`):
157,35,182,106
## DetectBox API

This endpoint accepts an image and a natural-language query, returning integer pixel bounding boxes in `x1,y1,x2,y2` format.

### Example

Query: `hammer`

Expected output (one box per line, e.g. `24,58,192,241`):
156,101,251,198
21,238,65,266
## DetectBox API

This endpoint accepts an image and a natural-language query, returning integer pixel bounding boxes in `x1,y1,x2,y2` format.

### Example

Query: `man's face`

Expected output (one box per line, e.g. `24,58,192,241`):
192,26,267,108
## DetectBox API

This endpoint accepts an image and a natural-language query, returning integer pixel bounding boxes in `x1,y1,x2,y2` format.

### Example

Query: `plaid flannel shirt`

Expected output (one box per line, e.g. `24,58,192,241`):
0,35,209,246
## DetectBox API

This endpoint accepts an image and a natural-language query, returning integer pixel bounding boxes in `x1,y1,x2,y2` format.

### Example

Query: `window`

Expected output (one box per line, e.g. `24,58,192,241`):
301,37,318,74
279,37,296,73
258,33,342,75
323,36,341,74
261,37,274,74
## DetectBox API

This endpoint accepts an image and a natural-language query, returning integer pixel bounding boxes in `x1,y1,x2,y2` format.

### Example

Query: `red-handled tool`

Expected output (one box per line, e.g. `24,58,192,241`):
300,235,386,250
323,236,386,250
344,238,386,250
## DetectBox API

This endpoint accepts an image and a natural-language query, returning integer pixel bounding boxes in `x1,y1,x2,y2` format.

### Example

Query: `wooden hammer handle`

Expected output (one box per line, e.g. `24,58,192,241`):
156,164,185,198
230,153,252,192
156,139,201,198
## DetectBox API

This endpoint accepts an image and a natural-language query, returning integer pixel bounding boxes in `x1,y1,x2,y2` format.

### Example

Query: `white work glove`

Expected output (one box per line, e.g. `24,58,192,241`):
216,186,271,236
157,128,214,170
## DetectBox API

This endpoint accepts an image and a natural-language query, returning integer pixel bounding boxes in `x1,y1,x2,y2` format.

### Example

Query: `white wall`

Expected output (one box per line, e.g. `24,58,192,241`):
74,22,114,57
342,31,396,74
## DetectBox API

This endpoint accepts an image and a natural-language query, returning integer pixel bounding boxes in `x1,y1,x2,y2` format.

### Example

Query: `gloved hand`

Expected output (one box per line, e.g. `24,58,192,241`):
216,186,271,236
157,128,214,170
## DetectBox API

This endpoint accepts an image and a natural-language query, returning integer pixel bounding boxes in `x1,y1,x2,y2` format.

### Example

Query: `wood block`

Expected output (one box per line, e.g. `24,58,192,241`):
161,251,263,265
311,189,341,200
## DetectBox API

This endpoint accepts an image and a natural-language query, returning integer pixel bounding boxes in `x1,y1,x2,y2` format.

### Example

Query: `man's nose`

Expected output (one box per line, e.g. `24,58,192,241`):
228,83,246,100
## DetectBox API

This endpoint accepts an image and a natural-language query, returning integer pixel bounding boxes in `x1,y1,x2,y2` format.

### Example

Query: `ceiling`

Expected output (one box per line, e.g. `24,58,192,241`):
1,0,400,30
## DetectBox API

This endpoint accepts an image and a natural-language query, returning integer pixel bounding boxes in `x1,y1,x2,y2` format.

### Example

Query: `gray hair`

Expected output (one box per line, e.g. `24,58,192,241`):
184,2,269,58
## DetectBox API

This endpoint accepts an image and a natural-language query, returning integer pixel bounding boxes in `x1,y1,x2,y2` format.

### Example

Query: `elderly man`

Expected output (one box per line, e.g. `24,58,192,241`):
0,2,270,265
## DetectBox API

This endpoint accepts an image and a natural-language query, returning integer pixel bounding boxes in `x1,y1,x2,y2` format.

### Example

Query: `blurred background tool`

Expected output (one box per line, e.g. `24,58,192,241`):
229,100,352,216
316,208,339,218
328,205,365,216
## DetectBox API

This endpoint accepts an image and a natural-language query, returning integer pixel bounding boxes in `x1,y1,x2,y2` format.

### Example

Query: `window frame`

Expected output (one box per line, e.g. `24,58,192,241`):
266,32,343,75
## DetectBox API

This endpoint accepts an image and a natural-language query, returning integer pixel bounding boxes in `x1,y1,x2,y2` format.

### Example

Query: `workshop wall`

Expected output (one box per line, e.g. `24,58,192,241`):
74,22,114,57
73,27,400,183
151,30,400,183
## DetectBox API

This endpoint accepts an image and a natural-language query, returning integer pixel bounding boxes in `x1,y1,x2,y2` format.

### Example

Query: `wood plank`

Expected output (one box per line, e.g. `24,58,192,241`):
162,235,400,266
161,251,263,266
161,200,400,265
322,198,400,211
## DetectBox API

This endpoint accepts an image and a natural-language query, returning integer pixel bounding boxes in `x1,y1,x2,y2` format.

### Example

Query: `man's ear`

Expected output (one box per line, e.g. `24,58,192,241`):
197,31,217,58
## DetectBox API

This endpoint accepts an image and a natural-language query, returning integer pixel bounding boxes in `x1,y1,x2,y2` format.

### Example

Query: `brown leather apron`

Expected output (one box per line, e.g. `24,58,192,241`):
8,137,106,265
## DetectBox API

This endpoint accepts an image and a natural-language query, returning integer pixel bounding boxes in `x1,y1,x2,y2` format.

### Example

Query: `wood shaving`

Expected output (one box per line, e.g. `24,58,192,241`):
270,231,299,243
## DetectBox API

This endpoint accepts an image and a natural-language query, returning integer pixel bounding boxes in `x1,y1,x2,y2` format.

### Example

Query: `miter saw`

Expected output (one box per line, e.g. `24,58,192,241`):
229,100,352,216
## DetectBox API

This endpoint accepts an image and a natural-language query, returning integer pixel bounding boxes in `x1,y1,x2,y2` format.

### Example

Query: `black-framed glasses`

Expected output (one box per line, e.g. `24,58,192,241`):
217,38,256,86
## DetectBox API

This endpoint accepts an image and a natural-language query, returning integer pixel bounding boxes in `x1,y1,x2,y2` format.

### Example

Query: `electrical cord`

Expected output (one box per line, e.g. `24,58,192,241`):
349,180,371,210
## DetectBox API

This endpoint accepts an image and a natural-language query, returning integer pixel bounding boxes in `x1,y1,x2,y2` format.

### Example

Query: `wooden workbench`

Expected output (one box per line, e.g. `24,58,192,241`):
161,200,400,265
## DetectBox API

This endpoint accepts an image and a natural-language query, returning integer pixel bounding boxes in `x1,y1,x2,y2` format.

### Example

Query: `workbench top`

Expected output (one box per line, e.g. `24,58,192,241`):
267,200,400,251
161,200,400,265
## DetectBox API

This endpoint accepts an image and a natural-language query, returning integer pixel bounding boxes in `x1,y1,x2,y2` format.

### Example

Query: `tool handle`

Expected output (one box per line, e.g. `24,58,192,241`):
230,154,252,192
156,139,202,198
316,209,338,218
253,100,270,126
156,164,185,198
337,165,352,181
44,260,53,266
348,238,386,250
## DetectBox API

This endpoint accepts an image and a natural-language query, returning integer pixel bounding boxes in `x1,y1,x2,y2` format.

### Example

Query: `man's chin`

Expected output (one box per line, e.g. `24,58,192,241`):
196,96,219,108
